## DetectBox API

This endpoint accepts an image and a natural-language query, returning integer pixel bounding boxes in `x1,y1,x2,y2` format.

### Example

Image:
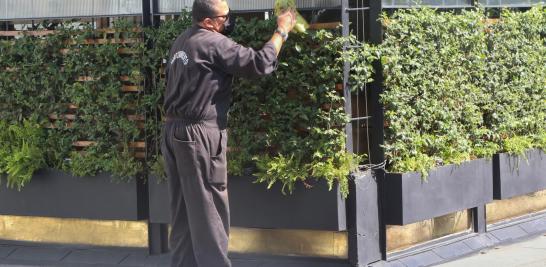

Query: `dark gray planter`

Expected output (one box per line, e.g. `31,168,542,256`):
0,168,147,221
493,149,546,200
383,158,493,226
149,175,347,231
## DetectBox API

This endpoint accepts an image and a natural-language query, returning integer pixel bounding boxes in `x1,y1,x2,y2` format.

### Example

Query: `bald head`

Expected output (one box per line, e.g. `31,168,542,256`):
192,0,227,23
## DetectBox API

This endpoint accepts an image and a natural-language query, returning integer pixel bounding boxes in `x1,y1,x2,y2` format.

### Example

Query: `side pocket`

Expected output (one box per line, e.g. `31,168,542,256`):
209,129,228,190
172,140,197,179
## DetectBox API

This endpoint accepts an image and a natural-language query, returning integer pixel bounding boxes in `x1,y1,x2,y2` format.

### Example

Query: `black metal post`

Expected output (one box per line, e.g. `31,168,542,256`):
142,0,170,255
472,205,487,234
342,0,354,154
368,0,388,261
343,1,384,266
347,171,383,267
151,0,161,27
148,223,169,254
142,0,152,27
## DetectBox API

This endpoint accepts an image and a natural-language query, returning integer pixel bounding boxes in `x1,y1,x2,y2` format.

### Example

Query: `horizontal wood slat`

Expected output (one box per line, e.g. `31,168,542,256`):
48,114,144,121
0,28,141,37
308,22,341,30
73,141,145,149
0,30,56,37
76,75,141,82
66,38,141,45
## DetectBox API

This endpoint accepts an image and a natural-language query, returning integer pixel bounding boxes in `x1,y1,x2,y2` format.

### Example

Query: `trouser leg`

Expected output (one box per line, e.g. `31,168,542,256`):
164,122,231,267
162,127,197,267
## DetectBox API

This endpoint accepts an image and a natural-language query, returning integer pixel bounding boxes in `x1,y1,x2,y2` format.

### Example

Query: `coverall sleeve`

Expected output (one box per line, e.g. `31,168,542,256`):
214,37,278,79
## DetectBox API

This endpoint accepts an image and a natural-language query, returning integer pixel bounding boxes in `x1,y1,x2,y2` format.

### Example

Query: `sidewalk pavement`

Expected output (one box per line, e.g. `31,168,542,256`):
0,240,348,267
435,233,546,267
1,231,545,267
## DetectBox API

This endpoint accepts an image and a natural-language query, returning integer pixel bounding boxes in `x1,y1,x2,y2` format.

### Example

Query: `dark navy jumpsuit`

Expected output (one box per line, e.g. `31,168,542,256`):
162,25,278,267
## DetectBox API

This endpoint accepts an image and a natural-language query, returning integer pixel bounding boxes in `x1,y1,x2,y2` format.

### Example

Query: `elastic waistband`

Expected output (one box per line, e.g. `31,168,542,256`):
165,115,219,128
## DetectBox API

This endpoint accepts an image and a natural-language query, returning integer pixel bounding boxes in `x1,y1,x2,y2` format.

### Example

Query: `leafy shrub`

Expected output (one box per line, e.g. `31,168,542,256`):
484,7,546,156
0,119,47,190
380,8,490,175
379,6,545,175
228,18,372,196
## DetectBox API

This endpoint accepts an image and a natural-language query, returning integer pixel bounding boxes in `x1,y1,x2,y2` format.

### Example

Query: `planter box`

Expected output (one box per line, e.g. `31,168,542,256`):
149,175,347,231
0,168,147,221
493,149,546,200
383,158,493,226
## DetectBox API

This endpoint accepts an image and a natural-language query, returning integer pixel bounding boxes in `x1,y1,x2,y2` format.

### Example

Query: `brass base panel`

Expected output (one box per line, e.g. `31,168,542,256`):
487,189,546,224
386,210,471,252
0,216,347,259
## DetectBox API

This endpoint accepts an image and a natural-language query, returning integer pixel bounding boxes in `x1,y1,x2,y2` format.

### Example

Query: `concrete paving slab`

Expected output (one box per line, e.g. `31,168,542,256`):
521,235,546,250
230,259,263,267
490,226,529,242
6,247,70,261
61,249,131,264
118,253,171,267
259,261,347,267
462,235,496,251
0,246,17,259
520,219,546,235
432,242,473,260
435,235,546,267
398,251,443,267
384,260,407,267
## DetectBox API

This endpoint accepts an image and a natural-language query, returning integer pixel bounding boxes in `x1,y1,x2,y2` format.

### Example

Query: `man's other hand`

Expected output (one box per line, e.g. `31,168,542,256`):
277,10,297,33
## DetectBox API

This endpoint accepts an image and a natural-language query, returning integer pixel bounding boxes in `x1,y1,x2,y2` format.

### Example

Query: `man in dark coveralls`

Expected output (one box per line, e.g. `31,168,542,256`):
162,0,296,266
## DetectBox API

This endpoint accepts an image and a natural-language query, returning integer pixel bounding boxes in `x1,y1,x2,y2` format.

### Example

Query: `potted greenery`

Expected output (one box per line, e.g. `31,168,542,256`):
486,9,546,200
379,8,494,225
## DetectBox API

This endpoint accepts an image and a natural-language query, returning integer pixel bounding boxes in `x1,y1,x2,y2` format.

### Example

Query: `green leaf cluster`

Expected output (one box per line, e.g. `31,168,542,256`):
380,7,546,176
0,118,47,190
227,18,371,197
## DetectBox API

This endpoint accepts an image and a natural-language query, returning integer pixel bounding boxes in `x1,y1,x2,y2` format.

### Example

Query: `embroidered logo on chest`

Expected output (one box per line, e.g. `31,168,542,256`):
171,51,189,66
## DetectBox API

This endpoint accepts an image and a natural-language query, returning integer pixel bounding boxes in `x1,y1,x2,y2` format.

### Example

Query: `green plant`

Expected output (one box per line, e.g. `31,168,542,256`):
484,7,546,155
0,119,47,190
380,7,545,176
381,8,489,175
0,20,148,185
228,18,373,197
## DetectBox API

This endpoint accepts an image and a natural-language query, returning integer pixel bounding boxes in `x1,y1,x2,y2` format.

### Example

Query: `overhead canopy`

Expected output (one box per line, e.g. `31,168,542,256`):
0,0,341,21
382,0,545,8
1,0,544,21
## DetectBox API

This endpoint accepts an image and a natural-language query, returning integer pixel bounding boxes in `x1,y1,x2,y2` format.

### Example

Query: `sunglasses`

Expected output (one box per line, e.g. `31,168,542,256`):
210,10,230,20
